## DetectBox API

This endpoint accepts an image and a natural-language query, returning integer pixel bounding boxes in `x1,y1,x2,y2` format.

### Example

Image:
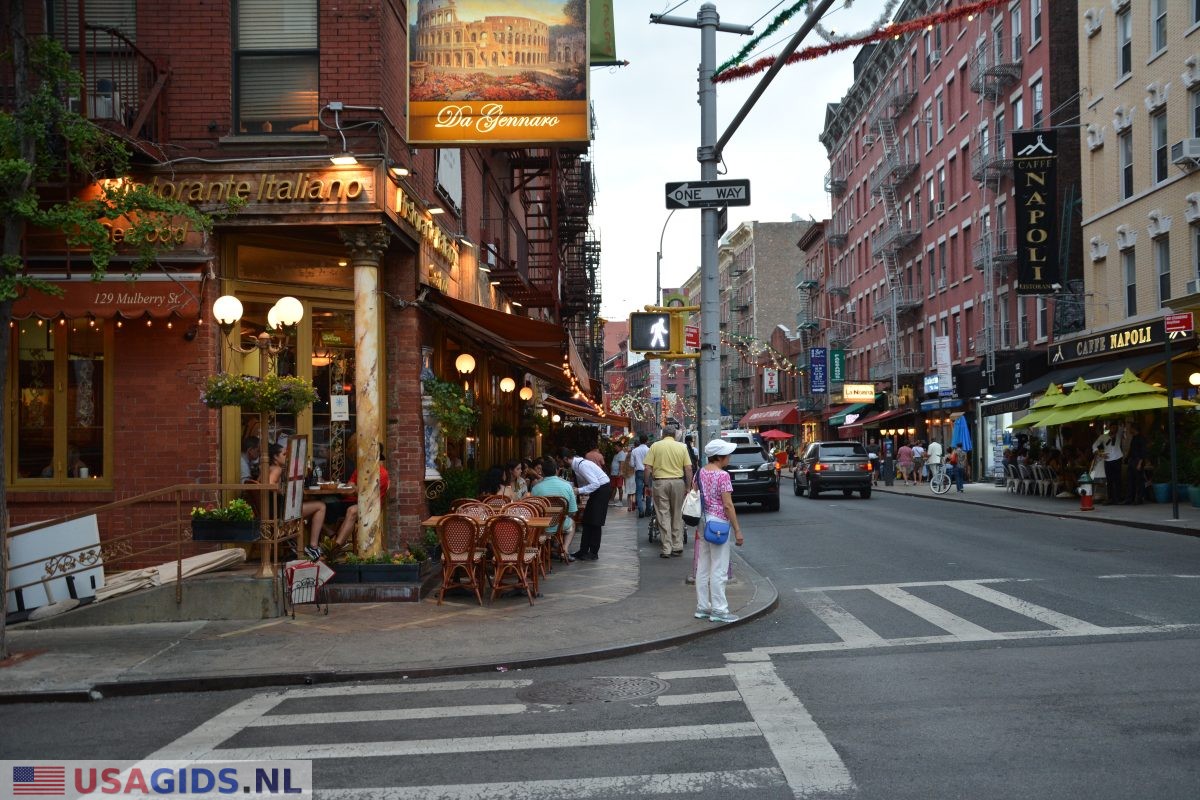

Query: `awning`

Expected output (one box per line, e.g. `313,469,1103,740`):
543,395,631,428
979,350,1174,415
12,276,202,319
827,402,872,425
739,402,801,427
421,289,587,396
857,408,917,428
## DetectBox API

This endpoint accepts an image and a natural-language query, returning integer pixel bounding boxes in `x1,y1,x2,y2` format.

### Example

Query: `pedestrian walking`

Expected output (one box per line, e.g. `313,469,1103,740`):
630,435,650,517
694,439,743,623
644,425,693,558
912,441,926,483
897,441,914,485
609,443,628,505
948,443,965,492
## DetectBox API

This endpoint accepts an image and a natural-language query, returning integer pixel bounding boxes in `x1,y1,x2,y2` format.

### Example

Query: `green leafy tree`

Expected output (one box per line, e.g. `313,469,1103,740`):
0,8,225,658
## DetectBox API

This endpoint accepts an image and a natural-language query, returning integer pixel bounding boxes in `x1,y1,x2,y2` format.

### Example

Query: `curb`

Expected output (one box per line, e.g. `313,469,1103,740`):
877,485,1200,537
0,571,779,704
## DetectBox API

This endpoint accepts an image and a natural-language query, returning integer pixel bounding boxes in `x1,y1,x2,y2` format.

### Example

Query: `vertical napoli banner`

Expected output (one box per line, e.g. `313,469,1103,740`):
809,347,827,394
1012,130,1059,295
408,0,590,145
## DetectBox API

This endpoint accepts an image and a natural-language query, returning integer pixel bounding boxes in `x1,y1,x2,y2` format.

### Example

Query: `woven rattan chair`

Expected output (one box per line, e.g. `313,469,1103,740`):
502,502,550,576
456,502,493,522
436,514,485,606
481,494,509,511
486,515,538,605
522,495,551,511
450,497,475,511
538,495,572,564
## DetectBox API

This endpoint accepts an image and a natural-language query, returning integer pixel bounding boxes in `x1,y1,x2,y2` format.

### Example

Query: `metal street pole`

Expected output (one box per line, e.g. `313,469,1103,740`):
651,209,677,430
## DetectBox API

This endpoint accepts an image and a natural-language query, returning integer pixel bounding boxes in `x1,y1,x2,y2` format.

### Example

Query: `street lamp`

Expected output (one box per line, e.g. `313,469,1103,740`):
214,294,304,578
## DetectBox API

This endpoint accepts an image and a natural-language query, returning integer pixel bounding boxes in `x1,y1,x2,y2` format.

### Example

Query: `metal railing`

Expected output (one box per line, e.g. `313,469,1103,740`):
972,228,1018,269
970,138,1013,182
873,284,924,320
870,211,922,258
868,352,926,381
968,41,1022,99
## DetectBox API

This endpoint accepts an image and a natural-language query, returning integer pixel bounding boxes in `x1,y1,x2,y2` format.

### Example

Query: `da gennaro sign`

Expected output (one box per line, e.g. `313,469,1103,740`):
1048,319,1194,365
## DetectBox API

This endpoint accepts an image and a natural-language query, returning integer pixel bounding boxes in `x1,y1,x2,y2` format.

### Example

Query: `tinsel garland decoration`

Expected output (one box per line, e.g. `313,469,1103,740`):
713,0,1005,85
714,0,812,78
814,0,900,44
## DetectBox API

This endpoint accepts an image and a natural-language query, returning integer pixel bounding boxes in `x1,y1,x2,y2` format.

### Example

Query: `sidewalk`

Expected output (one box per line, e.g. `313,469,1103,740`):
0,508,778,703
872,476,1200,535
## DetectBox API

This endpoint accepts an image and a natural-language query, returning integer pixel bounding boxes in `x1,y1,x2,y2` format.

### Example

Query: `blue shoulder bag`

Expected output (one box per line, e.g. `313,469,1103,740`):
697,469,731,545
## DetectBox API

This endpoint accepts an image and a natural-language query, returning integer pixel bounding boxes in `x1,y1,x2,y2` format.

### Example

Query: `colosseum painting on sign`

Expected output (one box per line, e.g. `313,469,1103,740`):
409,0,587,103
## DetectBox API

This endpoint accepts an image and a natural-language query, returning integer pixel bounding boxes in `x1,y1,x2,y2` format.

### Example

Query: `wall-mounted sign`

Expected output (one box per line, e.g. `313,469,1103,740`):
763,368,779,394
1048,318,1193,365
408,2,589,145
330,395,350,422
843,383,875,402
1012,129,1059,295
923,374,940,396
934,335,952,397
809,347,827,394
829,349,846,384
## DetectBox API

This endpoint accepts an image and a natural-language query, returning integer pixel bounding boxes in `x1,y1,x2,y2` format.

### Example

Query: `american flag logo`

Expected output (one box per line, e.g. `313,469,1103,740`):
12,766,66,796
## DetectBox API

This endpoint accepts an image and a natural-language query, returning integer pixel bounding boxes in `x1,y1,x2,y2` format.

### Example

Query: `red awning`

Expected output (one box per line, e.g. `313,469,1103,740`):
857,408,918,428
739,402,800,427
12,277,202,320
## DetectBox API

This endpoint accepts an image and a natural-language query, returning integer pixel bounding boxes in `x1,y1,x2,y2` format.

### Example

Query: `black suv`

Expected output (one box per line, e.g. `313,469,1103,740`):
722,442,780,511
793,441,873,499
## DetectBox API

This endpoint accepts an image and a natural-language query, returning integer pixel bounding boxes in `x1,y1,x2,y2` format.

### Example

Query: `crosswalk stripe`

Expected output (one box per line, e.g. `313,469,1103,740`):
729,661,855,796
314,767,788,799
799,590,885,645
249,704,530,727
278,680,532,699
654,667,730,679
868,585,995,639
212,722,764,760
946,581,1108,632
147,691,286,760
654,691,742,706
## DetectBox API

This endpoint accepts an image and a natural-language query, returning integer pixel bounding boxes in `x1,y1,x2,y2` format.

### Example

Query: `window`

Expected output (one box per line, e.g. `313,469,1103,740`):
1153,112,1169,184
1119,130,1134,199
1116,9,1132,77
234,0,319,135
1151,0,1167,54
992,21,1006,65
1036,296,1048,339
1031,79,1044,128
1013,96,1024,130
1195,0,1200,26
924,30,933,76
1156,236,1171,305
938,241,948,287
1031,0,1043,43
1124,249,1138,316
1011,4,1023,59
1192,90,1200,138
1194,225,1200,283
937,167,946,207
11,319,112,485
995,111,1006,146
927,176,936,207
1019,296,1029,342
936,90,945,140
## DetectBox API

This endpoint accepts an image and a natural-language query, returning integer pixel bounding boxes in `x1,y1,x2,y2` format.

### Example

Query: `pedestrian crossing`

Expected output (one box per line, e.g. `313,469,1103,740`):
726,576,1198,662
147,670,848,799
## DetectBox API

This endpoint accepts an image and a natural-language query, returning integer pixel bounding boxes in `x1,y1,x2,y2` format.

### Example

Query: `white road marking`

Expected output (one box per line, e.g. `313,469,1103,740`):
946,580,1108,632
147,691,287,760
868,584,995,639
1097,573,1200,579
654,667,730,679
314,768,788,800
212,722,763,760
248,704,529,727
798,590,885,646
728,661,855,798
278,679,532,699
654,690,741,706
795,577,1033,592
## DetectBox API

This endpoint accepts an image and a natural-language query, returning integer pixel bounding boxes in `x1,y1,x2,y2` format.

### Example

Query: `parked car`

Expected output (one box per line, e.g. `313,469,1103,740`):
719,429,759,446
723,443,780,511
793,441,873,499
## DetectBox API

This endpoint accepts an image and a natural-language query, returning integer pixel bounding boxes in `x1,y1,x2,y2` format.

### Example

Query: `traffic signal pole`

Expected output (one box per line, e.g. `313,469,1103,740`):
651,0,836,450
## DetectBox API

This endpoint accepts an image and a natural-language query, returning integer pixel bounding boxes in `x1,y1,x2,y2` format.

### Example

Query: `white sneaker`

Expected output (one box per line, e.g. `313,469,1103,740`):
694,608,711,619
709,611,739,623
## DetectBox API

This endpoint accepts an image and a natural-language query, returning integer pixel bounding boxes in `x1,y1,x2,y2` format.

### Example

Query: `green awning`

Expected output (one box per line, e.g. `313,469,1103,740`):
827,402,872,426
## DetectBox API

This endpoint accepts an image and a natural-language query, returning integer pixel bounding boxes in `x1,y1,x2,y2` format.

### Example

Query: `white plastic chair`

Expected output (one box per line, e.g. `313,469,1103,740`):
1005,464,1020,493
1017,463,1036,495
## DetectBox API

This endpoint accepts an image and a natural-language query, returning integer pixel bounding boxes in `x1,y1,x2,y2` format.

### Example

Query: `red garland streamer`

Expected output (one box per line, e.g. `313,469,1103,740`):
713,0,1007,84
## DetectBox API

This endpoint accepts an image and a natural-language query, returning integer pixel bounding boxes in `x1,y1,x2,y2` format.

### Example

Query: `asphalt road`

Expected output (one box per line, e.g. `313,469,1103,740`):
3,487,1199,799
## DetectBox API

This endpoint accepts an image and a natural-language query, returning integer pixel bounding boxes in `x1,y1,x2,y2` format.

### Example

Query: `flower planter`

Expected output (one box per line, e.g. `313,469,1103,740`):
1178,484,1193,502
328,565,360,583
1189,485,1200,508
1152,483,1172,504
331,561,432,583
190,518,260,542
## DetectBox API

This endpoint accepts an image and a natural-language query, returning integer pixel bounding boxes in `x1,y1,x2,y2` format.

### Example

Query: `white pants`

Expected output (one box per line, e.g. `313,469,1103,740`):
695,537,732,614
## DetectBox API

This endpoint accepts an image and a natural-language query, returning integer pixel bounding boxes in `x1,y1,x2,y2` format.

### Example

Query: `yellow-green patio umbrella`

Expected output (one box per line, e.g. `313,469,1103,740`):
1035,378,1107,427
1069,369,1197,422
1009,382,1065,429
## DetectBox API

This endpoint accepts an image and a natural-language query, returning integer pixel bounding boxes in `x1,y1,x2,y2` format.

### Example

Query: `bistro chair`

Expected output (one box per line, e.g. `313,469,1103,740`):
435,514,486,606
522,495,551,511
540,495,572,564
456,501,493,522
485,515,538,605
502,501,551,576
481,494,510,511
450,497,475,511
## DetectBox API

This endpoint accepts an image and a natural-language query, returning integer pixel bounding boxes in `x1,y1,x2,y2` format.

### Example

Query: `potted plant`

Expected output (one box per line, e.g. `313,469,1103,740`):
202,373,319,414
190,498,258,541
423,377,479,441
421,527,441,562
428,467,480,515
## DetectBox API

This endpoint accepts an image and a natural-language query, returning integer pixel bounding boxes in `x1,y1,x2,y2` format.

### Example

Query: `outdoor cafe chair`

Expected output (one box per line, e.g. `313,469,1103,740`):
502,501,551,576
450,497,475,511
1017,463,1036,495
481,494,509,511
1004,464,1020,493
485,515,538,605
522,495,551,511
1032,464,1053,497
540,495,572,564
456,501,493,522
435,514,486,606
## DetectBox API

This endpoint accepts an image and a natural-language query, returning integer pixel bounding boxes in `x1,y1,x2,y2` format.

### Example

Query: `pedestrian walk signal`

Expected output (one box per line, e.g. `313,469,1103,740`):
629,312,675,352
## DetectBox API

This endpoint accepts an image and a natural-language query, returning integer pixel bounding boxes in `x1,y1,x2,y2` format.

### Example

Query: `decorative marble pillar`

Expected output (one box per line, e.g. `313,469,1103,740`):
340,225,391,556
420,346,441,479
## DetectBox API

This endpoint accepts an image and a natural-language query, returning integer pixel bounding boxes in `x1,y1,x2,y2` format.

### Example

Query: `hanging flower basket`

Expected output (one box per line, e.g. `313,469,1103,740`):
202,373,318,414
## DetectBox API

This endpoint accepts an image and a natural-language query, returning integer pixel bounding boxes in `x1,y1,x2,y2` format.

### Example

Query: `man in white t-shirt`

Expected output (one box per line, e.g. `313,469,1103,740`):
926,440,943,481
1092,425,1124,504
629,435,651,517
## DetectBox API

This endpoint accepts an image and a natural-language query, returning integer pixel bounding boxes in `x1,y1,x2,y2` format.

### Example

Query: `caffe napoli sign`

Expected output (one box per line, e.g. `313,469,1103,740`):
1048,319,1192,365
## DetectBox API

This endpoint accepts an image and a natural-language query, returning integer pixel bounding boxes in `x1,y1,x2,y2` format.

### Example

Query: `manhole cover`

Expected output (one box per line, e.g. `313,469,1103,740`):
516,676,669,705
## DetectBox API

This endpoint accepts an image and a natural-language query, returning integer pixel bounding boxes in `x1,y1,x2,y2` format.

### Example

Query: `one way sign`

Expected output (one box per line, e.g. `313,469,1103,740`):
665,179,751,209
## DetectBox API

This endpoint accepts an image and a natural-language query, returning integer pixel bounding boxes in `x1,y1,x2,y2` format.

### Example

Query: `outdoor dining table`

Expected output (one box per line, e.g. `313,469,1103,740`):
304,484,356,498
421,515,553,528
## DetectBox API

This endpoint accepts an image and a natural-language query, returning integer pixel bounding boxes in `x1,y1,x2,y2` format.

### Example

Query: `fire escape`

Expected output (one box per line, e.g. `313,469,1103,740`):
866,76,923,388
794,268,820,413
968,26,1022,381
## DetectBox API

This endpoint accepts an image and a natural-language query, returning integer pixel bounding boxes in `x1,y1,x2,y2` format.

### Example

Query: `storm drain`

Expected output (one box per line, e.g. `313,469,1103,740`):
516,676,670,705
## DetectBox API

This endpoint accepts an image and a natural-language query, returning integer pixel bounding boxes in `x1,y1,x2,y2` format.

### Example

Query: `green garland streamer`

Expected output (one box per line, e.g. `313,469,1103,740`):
714,0,813,78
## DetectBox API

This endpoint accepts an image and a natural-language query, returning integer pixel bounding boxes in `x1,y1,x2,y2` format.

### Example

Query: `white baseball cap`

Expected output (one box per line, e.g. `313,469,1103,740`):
705,439,736,457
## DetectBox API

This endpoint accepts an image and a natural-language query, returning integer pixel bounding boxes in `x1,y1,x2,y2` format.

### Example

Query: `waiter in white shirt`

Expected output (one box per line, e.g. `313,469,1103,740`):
1092,425,1124,504
560,447,612,560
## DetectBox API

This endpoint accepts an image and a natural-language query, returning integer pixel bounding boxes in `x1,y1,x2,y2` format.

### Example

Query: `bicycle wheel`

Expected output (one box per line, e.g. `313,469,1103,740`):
930,473,951,495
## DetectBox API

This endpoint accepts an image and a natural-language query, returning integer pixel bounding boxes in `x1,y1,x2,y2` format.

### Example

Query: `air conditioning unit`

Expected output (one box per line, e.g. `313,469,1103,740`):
1171,139,1200,166
863,134,877,146
937,279,948,290
934,201,946,216
1187,278,1200,295
930,50,942,64
845,300,858,313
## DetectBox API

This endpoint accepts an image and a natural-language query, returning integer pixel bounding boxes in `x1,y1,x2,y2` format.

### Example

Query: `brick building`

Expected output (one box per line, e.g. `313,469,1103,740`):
6,0,599,558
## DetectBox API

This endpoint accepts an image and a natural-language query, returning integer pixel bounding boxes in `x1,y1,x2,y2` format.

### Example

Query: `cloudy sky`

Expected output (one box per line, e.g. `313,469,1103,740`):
590,1,887,320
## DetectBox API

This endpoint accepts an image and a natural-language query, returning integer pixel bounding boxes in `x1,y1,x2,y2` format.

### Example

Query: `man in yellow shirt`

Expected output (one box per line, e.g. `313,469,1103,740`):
644,425,694,558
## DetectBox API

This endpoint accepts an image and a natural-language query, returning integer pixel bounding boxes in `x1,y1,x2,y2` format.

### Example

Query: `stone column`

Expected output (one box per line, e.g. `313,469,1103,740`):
341,225,391,556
